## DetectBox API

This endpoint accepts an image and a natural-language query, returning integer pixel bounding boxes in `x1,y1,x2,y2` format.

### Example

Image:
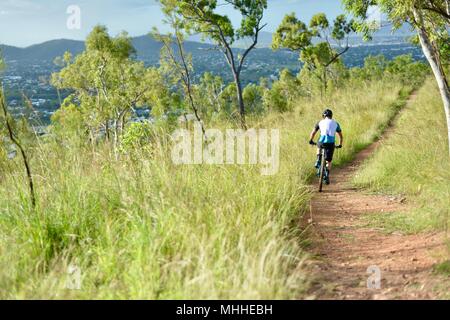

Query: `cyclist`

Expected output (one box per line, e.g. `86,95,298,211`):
309,109,343,184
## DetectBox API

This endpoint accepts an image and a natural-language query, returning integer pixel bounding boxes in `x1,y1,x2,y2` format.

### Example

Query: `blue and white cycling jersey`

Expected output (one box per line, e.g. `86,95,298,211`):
315,118,342,144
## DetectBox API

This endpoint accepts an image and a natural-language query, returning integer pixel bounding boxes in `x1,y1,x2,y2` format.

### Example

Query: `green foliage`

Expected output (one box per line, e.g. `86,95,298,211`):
161,0,267,45
119,121,154,153
218,83,240,116
310,13,329,32
243,83,265,114
299,57,349,97
359,54,388,79
273,12,355,54
263,84,288,113
350,54,429,87
51,25,170,142
386,55,429,85
332,14,356,40
272,13,312,51
85,26,136,59
152,22,208,137
195,72,226,116
273,12,355,95
263,69,302,112
50,96,86,141
301,43,333,68
411,32,450,67
196,76,266,118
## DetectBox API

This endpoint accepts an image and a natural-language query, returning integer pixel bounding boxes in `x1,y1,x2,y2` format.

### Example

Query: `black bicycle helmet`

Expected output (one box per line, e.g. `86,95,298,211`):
323,109,333,118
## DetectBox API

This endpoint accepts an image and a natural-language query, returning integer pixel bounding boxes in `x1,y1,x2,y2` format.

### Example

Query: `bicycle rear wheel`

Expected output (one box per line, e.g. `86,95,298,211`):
318,150,325,192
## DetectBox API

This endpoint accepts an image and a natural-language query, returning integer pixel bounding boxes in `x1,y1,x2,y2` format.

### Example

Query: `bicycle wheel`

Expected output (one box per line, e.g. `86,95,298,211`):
318,149,325,192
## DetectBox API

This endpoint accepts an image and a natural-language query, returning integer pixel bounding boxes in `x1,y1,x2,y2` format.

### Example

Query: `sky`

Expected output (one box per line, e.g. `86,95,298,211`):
0,0,349,47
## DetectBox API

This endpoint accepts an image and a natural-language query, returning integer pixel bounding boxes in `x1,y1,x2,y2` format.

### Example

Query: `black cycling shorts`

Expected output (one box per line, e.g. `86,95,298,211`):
318,142,335,162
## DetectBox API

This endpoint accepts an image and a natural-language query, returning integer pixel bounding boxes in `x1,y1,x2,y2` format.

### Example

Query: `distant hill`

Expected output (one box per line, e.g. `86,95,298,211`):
0,35,215,63
0,25,416,63
1,39,85,62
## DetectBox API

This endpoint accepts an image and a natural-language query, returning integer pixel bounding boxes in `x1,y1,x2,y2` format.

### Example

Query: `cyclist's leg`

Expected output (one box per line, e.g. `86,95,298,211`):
324,144,335,184
324,144,335,169
315,144,322,168
325,160,332,185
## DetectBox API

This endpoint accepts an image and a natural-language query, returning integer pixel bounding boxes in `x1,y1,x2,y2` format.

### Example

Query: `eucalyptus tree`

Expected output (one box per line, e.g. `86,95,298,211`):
52,26,169,146
158,0,268,129
196,72,226,116
342,0,450,154
272,13,355,95
152,10,208,140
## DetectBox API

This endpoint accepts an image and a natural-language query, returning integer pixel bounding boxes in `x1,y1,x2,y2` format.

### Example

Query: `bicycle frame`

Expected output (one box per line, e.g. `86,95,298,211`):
313,143,341,192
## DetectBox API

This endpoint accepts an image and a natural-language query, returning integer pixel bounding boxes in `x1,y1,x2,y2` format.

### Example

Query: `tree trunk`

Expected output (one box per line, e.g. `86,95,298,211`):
119,109,128,135
113,119,119,152
413,8,450,156
105,121,110,141
233,72,247,130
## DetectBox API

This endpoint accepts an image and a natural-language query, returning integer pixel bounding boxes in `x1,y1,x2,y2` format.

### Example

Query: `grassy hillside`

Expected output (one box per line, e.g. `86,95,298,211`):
0,80,408,299
352,78,450,236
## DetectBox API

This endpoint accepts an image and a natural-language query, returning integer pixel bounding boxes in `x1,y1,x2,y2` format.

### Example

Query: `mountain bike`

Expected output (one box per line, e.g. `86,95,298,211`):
311,142,342,192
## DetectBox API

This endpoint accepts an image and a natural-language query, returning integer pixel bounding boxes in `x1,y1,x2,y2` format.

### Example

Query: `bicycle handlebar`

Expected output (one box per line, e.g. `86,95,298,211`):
309,141,343,149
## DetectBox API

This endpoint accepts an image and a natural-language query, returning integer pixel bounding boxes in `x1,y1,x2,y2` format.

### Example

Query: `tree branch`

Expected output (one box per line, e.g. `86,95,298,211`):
0,87,36,209
237,21,267,74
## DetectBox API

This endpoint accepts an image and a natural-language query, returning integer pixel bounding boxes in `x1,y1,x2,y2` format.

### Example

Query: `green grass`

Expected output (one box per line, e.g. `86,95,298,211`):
433,260,450,277
0,80,408,299
362,211,441,235
352,78,450,236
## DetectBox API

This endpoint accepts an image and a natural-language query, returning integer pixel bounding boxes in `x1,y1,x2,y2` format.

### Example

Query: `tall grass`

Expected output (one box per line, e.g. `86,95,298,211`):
0,80,406,299
352,78,450,235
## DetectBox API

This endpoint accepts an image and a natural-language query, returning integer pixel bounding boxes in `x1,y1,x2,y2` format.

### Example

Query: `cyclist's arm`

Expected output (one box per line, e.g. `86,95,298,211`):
337,131,343,147
336,122,343,147
309,128,319,142
309,123,320,143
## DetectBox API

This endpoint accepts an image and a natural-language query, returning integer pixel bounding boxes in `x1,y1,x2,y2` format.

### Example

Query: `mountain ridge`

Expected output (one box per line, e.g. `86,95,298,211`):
0,35,215,63
1,24,415,63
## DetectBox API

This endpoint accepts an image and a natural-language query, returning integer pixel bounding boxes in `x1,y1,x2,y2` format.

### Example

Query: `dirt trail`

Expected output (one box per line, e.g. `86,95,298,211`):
307,93,448,300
